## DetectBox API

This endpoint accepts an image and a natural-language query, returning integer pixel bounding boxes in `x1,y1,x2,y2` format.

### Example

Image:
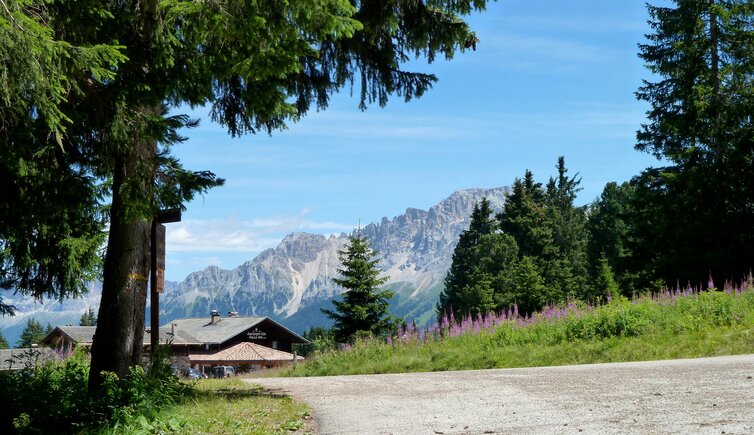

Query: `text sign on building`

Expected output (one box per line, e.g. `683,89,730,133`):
247,328,266,340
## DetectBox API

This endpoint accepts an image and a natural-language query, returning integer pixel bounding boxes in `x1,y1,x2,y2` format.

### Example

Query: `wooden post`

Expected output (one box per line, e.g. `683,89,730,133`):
150,209,180,357
150,219,160,356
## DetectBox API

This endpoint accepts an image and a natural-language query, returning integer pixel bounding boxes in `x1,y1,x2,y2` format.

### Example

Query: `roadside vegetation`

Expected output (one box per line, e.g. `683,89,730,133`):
286,281,754,377
0,352,310,434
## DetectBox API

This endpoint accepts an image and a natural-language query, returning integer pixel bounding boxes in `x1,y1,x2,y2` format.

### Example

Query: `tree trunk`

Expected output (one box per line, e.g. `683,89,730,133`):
87,0,160,393
88,138,154,392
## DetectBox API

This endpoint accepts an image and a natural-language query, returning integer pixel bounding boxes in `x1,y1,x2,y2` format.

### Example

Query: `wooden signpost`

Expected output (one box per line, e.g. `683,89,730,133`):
151,209,181,356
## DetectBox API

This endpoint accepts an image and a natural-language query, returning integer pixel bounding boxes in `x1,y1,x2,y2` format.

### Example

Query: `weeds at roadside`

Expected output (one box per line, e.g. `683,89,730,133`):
285,280,754,377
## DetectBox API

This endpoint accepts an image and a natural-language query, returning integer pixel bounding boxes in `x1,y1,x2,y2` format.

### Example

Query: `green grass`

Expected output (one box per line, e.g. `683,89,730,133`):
284,288,754,377
98,378,312,434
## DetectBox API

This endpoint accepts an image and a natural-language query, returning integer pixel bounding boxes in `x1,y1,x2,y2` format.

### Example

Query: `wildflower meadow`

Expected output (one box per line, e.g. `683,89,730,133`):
286,277,754,377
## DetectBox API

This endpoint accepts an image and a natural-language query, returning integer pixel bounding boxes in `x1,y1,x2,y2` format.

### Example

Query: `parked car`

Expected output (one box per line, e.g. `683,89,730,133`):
184,368,202,380
210,365,236,378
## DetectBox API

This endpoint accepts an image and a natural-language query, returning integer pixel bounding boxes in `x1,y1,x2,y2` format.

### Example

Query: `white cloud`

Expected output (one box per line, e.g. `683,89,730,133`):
165,212,353,253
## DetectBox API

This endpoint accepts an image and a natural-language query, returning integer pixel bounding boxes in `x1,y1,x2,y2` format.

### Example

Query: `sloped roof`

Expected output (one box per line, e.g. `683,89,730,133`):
160,316,308,345
53,326,96,344
189,342,303,363
40,325,197,347
38,316,308,348
0,348,59,370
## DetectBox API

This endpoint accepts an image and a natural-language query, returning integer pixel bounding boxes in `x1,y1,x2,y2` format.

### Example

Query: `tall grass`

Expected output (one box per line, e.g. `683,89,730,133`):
285,279,754,377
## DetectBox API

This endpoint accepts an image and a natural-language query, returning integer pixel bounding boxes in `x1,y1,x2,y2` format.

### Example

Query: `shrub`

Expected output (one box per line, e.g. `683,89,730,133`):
0,348,190,434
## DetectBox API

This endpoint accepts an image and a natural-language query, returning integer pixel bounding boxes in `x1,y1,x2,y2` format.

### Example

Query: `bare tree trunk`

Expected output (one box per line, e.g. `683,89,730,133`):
88,138,154,391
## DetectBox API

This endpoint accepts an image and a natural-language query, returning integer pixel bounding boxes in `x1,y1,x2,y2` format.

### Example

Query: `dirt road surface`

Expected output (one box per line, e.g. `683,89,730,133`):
249,354,754,434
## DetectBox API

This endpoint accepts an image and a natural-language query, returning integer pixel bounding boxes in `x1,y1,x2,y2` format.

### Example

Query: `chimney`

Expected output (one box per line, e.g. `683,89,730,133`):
228,311,239,317
171,322,177,335
210,309,220,324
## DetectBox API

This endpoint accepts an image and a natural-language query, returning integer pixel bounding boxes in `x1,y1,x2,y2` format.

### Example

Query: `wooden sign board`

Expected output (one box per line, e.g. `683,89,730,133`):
247,328,267,340
155,224,166,293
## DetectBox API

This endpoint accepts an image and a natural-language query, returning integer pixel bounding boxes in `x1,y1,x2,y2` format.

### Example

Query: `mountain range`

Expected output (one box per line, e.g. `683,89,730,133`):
0,187,507,345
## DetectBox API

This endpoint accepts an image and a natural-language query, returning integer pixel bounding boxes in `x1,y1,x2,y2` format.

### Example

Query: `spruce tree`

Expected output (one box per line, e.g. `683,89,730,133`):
322,234,396,343
2,0,490,390
438,198,514,321
0,331,8,349
544,157,588,299
499,171,554,260
633,0,754,285
587,182,637,294
80,307,97,326
16,318,48,348
498,159,586,310
594,255,620,302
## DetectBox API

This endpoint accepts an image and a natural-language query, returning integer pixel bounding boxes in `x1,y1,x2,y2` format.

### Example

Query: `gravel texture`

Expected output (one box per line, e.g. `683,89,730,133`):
249,354,754,434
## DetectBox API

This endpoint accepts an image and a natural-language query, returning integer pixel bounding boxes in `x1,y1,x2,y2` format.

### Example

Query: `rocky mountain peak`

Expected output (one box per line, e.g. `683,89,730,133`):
1,187,511,342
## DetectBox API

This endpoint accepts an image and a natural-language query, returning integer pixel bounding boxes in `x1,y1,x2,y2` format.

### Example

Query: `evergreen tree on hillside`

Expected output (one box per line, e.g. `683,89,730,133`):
587,182,637,294
544,157,589,299
80,307,97,326
439,199,496,316
497,158,587,310
16,319,52,348
0,331,8,349
499,171,553,260
438,199,519,321
322,234,396,343
632,0,754,285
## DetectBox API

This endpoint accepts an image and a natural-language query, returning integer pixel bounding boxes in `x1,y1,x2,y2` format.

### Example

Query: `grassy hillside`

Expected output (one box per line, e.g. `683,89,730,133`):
284,283,754,377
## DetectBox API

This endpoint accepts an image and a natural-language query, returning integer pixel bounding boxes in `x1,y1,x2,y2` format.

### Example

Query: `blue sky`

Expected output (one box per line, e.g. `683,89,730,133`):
165,0,661,281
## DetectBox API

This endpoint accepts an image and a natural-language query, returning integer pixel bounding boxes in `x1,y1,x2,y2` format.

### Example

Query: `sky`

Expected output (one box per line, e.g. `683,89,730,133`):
165,0,662,282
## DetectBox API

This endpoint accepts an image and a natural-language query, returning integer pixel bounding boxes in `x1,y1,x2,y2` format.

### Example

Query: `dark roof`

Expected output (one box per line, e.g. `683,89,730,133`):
0,348,59,371
49,326,96,345
40,325,196,347
160,316,309,345
39,316,309,348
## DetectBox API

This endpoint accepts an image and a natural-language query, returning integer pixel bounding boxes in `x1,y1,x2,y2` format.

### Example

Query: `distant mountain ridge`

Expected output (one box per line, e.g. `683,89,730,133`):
158,187,508,330
0,187,508,344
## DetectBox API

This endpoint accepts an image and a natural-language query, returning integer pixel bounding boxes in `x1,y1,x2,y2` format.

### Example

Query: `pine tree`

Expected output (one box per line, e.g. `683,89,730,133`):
498,159,586,308
499,171,554,260
322,234,396,343
80,307,97,326
2,0,490,390
594,255,620,302
633,0,754,285
509,256,548,315
16,318,49,348
544,157,588,299
438,199,518,321
587,182,637,294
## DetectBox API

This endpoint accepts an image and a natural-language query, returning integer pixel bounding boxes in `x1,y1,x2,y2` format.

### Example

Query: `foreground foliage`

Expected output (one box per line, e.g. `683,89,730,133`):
0,352,310,434
286,281,754,377
0,350,188,434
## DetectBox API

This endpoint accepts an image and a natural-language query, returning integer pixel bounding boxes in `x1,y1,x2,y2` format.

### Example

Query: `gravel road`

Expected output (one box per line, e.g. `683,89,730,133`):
249,354,754,434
